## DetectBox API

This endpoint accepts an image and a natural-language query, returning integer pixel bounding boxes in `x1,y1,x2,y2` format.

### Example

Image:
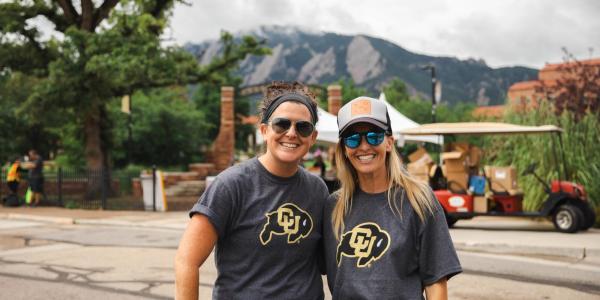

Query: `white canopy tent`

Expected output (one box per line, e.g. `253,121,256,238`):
378,93,443,146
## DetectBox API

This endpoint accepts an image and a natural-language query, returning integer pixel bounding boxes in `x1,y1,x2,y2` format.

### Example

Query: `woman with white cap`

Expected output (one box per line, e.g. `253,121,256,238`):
323,96,461,299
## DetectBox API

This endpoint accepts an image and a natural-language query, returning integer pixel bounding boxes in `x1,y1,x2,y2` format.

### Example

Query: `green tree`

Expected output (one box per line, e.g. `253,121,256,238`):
382,77,410,108
536,49,600,122
381,77,475,124
0,72,59,162
108,87,209,167
334,77,367,105
192,78,255,153
0,0,268,169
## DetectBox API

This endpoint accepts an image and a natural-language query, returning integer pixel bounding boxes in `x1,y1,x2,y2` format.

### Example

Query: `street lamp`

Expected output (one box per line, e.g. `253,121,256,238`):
421,64,437,123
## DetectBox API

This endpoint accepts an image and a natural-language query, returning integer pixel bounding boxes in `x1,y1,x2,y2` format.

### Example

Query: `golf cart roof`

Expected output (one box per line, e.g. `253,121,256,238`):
400,122,563,136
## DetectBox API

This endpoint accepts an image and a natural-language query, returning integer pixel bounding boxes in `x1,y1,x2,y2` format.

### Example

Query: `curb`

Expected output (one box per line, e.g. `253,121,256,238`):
455,242,586,259
6,213,74,225
1,213,185,231
74,219,185,230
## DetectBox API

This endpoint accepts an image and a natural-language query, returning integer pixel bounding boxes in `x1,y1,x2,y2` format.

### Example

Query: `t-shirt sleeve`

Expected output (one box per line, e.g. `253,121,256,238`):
418,196,462,286
189,177,236,239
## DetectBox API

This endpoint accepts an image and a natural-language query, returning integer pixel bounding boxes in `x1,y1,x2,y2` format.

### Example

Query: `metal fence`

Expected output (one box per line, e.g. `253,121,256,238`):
1,167,143,210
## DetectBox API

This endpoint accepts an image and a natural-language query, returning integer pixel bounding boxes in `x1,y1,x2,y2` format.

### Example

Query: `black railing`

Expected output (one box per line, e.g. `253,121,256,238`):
1,167,143,210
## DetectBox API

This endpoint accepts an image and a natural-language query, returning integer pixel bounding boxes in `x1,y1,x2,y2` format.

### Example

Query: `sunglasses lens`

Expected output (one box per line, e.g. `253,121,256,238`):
343,133,361,148
271,118,291,133
366,132,385,146
295,121,314,137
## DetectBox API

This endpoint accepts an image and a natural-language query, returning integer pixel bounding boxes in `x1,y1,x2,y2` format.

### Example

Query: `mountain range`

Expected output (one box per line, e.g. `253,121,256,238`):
184,26,538,106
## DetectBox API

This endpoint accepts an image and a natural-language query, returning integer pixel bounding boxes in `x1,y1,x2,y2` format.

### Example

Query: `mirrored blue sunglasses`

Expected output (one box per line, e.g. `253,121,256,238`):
343,131,385,149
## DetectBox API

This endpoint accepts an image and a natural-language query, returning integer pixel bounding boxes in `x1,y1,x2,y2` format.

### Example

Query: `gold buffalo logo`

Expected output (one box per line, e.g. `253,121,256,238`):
336,222,390,267
259,203,313,245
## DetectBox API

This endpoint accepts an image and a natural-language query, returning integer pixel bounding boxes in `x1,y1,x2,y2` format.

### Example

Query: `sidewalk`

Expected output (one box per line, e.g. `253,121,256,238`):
1,206,599,261
451,217,600,262
0,206,189,230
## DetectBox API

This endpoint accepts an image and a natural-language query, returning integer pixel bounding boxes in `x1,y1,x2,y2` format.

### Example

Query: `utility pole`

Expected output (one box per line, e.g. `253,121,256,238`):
421,64,437,123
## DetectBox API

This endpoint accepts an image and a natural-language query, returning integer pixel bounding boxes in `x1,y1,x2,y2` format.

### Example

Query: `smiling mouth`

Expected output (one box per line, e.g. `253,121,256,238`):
280,142,299,149
357,154,376,162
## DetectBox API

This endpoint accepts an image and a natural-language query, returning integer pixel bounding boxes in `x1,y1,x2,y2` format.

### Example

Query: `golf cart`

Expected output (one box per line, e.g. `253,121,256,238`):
400,122,596,233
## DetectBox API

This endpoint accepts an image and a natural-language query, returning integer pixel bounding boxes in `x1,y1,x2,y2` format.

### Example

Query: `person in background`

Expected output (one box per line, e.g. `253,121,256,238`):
6,157,21,196
22,150,44,207
323,97,461,299
175,81,329,300
312,153,326,178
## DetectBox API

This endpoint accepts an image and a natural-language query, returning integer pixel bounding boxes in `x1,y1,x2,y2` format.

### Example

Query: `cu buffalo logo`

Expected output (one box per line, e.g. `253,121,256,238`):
336,222,390,268
259,203,313,245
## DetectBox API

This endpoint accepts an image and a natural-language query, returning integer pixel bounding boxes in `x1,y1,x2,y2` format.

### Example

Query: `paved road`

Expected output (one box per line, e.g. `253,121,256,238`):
1,212,600,299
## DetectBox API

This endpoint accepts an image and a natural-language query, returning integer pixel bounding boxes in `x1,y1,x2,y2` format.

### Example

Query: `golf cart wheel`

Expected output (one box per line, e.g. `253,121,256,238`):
578,203,596,231
552,204,583,233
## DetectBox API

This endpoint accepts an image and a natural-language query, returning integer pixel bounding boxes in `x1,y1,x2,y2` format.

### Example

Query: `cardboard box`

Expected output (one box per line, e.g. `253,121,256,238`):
474,196,488,213
451,142,470,153
412,174,429,183
408,147,433,165
442,151,467,173
508,188,523,196
445,171,469,191
485,166,518,192
407,162,429,175
469,146,483,167
407,162,430,183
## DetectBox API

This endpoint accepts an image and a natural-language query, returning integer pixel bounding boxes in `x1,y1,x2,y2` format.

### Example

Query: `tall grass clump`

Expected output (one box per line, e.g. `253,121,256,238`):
483,102,599,212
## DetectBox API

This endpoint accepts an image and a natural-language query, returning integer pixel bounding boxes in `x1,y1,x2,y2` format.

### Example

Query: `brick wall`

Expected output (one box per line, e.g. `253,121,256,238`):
211,86,235,172
327,85,342,116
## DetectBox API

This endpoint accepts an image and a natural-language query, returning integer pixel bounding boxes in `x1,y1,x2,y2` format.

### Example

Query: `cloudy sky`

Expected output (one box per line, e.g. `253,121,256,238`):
166,0,599,69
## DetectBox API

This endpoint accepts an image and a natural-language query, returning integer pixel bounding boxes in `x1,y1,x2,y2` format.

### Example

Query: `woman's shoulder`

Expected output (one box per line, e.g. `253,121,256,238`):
298,167,328,189
212,159,258,185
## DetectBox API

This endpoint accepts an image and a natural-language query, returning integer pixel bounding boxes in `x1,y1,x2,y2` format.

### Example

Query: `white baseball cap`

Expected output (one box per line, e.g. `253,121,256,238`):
337,97,391,137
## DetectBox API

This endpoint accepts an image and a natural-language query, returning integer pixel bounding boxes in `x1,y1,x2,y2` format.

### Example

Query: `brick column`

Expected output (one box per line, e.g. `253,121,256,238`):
212,86,235,172
327,85,342,116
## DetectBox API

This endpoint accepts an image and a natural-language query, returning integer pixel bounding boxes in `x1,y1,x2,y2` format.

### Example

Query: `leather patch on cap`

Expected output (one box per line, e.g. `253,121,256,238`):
351,99,371,116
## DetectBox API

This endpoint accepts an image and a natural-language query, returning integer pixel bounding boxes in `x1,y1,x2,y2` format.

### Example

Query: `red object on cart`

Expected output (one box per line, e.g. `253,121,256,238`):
493,194,523,213
434,190,473,213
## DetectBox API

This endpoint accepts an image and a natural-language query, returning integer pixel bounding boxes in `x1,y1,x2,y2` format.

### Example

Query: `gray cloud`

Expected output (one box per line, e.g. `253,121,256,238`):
148,0,600,68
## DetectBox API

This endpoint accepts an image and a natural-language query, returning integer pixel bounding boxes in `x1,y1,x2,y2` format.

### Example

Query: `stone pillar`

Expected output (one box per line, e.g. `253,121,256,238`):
212,86,235,172
327,85,342,116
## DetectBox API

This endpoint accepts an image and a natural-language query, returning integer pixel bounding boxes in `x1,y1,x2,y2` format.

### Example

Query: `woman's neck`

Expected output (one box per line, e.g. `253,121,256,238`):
357,170,389,193
258,154,299,178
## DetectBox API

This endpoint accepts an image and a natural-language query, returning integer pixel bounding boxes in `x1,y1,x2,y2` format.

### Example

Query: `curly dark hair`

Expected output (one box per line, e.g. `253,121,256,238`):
258,81,319,123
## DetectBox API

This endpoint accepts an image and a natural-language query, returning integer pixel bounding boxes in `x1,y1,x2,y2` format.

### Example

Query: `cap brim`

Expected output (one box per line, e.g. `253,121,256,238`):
339,117,389,137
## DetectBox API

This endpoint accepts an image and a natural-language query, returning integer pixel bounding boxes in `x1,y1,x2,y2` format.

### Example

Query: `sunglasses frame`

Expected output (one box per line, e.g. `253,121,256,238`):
269,117,315,137
343,131,386,149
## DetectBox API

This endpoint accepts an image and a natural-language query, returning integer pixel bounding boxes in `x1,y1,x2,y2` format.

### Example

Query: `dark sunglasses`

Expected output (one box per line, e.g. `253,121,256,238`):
343,131,386,149
270,117,315,137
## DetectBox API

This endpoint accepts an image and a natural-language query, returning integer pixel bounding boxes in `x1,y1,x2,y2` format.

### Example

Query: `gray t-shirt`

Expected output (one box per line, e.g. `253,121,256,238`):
323,188,462,300
190,157,329,300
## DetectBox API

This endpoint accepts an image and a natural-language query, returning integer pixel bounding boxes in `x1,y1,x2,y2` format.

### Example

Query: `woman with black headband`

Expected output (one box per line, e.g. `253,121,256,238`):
175,81,329,299
323,97,461,299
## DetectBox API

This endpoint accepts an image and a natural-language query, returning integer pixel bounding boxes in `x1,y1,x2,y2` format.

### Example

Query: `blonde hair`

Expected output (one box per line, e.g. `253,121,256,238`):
332,137,435,239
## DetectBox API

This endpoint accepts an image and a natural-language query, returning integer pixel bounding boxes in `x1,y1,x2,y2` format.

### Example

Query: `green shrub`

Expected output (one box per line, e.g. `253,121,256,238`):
484,102,599,213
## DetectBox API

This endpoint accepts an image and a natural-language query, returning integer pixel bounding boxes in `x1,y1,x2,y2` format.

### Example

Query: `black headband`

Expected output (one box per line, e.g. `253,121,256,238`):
261,93,318,124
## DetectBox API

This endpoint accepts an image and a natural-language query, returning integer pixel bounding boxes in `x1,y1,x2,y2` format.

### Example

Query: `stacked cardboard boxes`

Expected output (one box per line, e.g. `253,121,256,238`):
441,151,469,191
446,142,483,172
406,147,433,183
